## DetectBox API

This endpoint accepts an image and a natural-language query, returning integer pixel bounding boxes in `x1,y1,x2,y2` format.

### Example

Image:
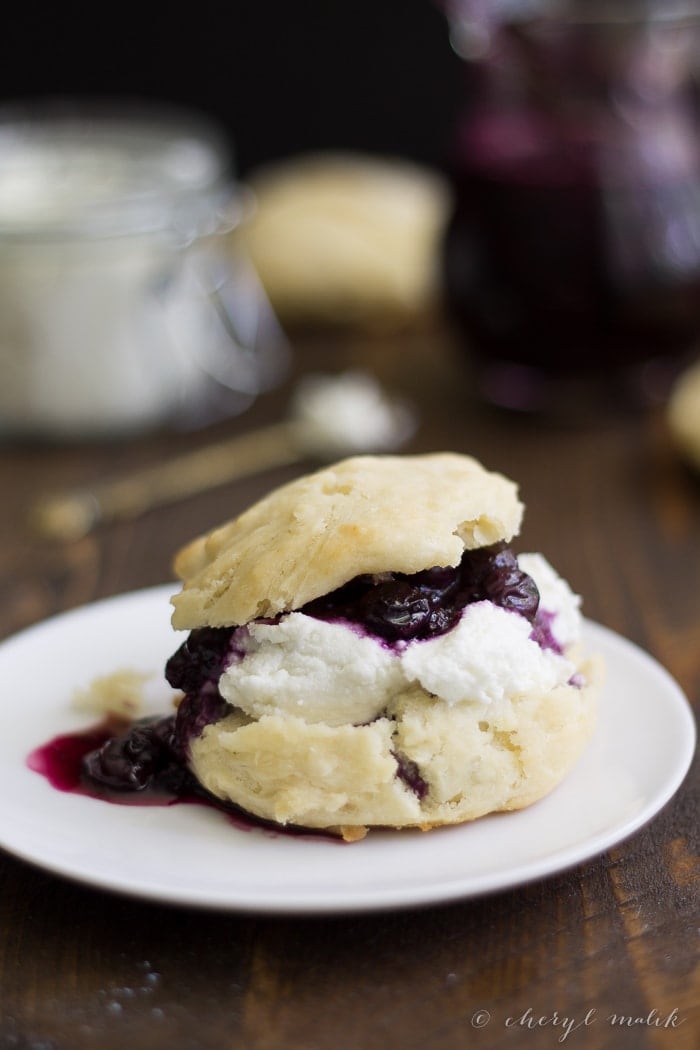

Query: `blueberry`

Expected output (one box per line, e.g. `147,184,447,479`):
82,716,179,792
358,581,434,642
301,543,539,642
412,565,461,599
173,690,231,756
479,547,540,621
394,752,428,799
165,627,235,694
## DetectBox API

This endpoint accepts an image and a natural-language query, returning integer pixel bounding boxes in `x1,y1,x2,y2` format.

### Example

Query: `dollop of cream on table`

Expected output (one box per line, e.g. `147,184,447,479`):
292,370,416,456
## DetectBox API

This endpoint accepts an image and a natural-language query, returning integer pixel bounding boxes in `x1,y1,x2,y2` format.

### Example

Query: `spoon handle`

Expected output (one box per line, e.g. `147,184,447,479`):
30,420,305,542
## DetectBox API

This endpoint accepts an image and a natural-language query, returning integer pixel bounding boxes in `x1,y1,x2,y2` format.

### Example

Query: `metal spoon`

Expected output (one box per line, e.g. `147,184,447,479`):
29,371,416,543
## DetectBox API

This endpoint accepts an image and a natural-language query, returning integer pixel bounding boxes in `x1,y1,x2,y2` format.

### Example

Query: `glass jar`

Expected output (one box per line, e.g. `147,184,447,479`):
0,101,287,439
441,0,700,413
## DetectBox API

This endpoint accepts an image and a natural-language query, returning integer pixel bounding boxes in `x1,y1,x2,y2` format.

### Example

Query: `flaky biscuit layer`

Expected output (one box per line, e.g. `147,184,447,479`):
170,452,523,630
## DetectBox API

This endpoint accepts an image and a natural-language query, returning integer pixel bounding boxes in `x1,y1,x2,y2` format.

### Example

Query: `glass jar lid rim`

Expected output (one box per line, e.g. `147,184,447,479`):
554,0,700,25
449,0,700,25
0,99,235,239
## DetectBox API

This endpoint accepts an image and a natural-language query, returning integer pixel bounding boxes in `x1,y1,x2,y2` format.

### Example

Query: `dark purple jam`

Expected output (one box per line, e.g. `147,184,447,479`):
301,542,539,644
443,106,700,411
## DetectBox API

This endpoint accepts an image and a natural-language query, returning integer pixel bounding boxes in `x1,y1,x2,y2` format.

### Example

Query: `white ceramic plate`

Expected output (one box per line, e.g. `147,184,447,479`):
0,585,695,915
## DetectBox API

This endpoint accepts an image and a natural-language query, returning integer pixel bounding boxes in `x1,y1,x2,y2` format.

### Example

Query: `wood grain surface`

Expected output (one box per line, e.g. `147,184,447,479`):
0,327,697,1050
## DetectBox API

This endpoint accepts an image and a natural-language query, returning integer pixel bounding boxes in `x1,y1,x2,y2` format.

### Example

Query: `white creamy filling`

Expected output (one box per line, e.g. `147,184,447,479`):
219,616,404,727
400,601,569,705
217,553,581,727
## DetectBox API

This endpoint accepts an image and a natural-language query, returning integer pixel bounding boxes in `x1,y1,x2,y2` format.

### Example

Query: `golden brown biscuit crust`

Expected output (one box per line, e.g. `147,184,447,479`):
170,452,523,629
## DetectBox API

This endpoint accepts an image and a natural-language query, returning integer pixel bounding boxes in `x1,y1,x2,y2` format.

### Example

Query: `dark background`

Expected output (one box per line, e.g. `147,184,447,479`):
0,1,464,178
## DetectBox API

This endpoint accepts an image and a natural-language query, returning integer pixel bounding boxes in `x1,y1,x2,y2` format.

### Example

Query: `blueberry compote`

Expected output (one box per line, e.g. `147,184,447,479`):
164,626,235,698
52,626,240,802
302,541,540,644
29,625,239,808
27,716,330,837
28,714,193,804
164,625,236,758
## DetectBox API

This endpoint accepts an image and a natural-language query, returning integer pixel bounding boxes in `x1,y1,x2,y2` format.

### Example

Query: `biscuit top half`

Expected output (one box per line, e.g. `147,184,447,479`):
170,452,524,630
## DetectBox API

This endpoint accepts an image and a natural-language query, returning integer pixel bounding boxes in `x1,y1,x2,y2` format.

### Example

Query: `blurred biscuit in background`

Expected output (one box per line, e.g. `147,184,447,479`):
234,152,451,332
668,358,700,472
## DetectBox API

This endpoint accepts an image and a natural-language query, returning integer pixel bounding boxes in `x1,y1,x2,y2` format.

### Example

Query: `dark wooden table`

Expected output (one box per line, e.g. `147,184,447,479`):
1,326,698,1050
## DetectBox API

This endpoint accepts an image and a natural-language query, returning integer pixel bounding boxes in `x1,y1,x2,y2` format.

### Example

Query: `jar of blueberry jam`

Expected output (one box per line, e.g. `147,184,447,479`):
440,0,700,412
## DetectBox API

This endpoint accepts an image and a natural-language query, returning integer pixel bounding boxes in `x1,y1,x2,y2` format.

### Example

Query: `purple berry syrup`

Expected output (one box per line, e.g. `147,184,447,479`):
28,714,203,807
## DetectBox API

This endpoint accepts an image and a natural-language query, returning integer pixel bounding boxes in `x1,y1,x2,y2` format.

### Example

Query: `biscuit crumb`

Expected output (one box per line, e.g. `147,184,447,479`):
73,669,152,719
337,825,369,842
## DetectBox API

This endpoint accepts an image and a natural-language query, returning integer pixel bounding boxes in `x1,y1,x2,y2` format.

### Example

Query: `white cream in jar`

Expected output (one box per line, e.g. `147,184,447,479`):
0,106,247,437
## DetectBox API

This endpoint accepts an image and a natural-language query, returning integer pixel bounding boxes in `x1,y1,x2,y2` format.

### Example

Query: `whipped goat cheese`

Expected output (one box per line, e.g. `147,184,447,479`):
219,615,404,727
400,600,571,705
217,554,581,726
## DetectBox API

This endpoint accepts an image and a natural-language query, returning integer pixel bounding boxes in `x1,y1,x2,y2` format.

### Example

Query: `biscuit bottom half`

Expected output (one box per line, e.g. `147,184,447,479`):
187,656,601,842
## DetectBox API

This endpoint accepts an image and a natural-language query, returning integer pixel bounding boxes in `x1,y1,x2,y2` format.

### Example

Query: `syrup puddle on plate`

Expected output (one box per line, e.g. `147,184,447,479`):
27,715,336,841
